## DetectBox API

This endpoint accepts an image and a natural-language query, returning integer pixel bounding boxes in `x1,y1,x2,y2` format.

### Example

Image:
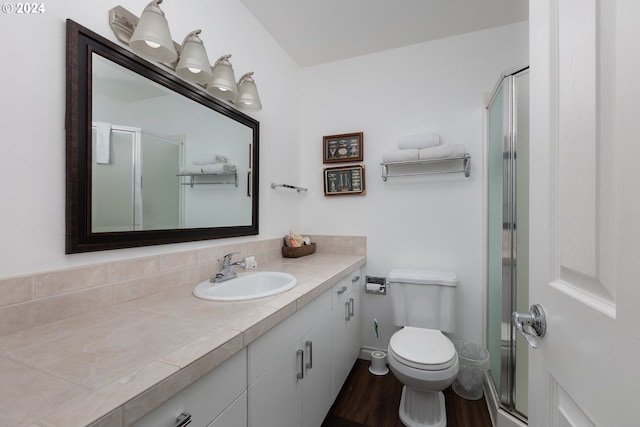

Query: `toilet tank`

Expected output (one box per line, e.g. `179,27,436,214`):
388,269,457,333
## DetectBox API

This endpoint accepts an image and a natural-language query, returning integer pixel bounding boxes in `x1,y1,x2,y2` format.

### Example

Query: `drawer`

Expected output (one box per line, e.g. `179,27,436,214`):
131,348,247,427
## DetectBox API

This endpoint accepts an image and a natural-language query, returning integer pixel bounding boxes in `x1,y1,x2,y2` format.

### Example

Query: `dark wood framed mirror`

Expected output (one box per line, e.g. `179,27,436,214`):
66,20,259,253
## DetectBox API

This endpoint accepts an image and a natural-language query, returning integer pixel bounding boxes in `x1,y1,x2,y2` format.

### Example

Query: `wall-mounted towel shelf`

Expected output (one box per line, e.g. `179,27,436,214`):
178,170,238,188
380,154,471,181
271,182,308,193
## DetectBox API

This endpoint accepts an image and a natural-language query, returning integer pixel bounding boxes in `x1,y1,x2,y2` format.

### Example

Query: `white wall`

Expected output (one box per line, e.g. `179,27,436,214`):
300,22,528,348
0,0,302,277
1,1,527,353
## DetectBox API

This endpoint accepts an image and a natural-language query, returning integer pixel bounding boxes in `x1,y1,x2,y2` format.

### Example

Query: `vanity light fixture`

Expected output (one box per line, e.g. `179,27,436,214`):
175,30,214,84
128,0,177,63
234,72,262,111
207,55,239,101
108,3,262,111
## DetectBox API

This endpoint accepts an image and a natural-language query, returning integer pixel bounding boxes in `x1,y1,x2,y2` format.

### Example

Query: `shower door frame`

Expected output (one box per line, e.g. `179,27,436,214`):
485,63,529,423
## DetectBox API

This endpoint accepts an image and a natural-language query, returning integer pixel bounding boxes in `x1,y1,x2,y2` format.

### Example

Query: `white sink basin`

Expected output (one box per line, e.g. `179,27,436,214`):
193,271,297,301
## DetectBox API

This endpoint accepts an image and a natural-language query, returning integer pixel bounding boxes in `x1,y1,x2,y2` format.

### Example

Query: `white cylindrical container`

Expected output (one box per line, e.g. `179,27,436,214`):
369,350,389,375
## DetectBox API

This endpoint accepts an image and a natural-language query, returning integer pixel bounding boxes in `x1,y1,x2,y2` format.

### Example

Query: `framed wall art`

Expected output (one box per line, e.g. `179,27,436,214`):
323,132,363,163
323,164,366,196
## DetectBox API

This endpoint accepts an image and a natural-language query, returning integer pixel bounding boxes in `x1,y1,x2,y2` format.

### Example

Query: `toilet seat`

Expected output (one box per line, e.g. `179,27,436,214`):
389,327,456,371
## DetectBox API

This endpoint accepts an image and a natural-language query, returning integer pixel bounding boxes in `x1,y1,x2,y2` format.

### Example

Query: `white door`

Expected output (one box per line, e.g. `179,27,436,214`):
528,1,640,426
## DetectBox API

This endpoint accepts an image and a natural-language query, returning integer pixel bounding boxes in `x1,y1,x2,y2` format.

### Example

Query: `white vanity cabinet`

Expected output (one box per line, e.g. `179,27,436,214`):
131,348,247,427
129,267,363,427
247,290,333,427
331,268,362,400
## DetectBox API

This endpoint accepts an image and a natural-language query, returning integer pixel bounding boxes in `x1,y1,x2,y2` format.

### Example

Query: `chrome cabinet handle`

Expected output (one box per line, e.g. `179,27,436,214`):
345,301,350,321
305,340,313,370
175,412,192,427
348,297,354,317
297,349,304,379
512,304,546,349
337,285,348,295
351,275,360,282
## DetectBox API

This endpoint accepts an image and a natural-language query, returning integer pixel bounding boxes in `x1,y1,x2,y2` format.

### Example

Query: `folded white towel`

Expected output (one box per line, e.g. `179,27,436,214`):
201,163,237,174
418,144,466,160
193,154,228,165
179,165,204,175
382,149,419,163
95,122,112,164
398,133,441,150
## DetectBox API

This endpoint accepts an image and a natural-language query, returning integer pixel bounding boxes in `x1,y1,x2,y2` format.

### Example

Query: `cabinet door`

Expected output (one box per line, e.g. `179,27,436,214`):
247,288,339,427
331,277,352,400
248,291,330,385
302,311,332,427
347,271,362,362
248,341,303,427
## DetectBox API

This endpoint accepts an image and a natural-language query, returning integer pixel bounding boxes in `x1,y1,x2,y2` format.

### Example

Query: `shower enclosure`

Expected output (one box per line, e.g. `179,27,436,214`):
486,64,529,423
91,124,184,232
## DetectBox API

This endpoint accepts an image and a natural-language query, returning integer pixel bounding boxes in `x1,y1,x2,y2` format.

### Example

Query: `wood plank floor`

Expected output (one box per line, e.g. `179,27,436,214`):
322,359,493,427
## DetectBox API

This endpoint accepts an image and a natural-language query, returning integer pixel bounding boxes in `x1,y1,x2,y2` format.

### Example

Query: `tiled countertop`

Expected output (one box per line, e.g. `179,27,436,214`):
0,253,366,427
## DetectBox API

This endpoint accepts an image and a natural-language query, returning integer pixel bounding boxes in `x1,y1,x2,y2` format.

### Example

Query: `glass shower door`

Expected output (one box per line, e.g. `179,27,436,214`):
140,133,182,230
486,66,529,421
487,81,506,404
91,126,138,232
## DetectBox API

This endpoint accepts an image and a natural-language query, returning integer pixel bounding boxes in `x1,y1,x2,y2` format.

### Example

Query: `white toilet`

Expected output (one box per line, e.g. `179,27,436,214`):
386,269,459,427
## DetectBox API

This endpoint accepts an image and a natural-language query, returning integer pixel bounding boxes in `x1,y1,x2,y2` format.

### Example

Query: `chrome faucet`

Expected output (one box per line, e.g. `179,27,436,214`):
211,252,247,283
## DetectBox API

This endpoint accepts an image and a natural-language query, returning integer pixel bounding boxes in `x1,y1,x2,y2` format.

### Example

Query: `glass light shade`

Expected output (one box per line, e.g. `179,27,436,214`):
235,72,262,111
207,55,238,101
129,0,178,63
176,30,214,84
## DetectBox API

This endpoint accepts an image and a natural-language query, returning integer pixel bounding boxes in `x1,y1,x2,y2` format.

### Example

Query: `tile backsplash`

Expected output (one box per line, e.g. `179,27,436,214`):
0,235,365,337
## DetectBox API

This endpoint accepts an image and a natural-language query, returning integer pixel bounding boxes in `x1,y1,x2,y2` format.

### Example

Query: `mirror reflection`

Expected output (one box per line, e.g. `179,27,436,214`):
65,20,259,253
91,54,253,232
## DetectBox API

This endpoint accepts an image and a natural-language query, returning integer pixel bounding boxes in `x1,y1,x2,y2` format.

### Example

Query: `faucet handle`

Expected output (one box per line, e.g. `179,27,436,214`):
220,252,241,268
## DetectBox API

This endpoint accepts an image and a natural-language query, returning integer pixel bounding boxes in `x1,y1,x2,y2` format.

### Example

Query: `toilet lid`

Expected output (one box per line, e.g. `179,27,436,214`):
389,327,456,370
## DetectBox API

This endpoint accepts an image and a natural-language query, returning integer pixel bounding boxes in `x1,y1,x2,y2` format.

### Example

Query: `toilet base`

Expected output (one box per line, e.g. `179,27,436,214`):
398,386,447,427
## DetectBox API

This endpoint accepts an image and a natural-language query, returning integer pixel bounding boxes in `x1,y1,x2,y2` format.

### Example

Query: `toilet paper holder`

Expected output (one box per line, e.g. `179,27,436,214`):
365,276,387,295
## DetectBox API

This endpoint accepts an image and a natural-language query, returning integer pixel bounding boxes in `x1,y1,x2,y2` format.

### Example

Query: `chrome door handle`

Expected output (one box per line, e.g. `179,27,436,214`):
345,301,350,321
297,349,304,379
337,286,348,295
305,340,313,370
348,297,354,317
512,304,546,349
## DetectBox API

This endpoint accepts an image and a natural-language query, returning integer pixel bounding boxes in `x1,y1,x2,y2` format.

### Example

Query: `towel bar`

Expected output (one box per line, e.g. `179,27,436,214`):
271,183,308,193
